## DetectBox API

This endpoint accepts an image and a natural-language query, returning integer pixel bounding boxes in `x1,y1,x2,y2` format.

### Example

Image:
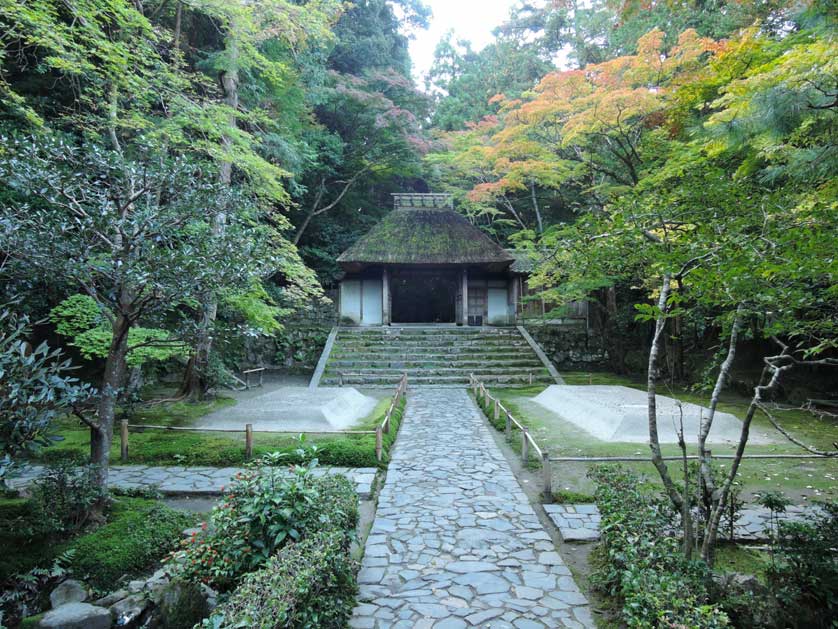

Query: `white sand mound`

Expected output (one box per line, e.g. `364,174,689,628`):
197,387,377,432
533,385,773,444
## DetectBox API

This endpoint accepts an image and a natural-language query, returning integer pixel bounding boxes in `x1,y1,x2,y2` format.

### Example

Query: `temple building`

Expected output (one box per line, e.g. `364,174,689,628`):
336,193,536,326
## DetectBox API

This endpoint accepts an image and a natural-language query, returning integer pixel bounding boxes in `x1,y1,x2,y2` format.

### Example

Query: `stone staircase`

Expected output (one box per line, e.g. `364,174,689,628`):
320,326,554,386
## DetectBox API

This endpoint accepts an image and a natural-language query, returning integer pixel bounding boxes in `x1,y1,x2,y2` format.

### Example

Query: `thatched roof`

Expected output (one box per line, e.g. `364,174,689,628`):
338,208,514,270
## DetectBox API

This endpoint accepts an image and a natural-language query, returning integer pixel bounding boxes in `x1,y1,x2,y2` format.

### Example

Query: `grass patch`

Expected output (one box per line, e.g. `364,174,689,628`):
0,496,193,590
33,393,405,469
483,371,838,501
714,543,769,579
552,489,597,504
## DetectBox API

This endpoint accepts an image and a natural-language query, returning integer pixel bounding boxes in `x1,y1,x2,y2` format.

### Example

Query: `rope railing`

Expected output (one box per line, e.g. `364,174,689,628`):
376,373,408,461
119,374,409,464
469,374,552,501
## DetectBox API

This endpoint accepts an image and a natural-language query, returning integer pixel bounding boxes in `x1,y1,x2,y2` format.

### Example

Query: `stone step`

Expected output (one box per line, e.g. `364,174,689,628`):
324,367,550,378
328,358,543,369
335,339,531,349
340,326,519,336
329,351,537,361
321,373,552,386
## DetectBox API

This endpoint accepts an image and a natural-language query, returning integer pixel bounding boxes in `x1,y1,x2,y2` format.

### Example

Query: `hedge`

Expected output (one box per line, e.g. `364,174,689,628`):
203,531,357,629
589,465,730,628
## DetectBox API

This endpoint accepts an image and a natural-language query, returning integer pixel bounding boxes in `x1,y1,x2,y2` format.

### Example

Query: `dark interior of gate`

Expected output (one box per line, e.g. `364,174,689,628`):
391,269,458,323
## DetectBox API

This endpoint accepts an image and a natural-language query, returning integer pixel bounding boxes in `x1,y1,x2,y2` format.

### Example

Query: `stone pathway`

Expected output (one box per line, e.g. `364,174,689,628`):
351,388,593,629
8,465,377,499
545,503,822,543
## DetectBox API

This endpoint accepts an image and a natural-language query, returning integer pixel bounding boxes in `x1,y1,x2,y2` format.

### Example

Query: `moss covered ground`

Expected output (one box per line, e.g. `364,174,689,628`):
32,394,404,469
486,371,838,502
0,496,193,589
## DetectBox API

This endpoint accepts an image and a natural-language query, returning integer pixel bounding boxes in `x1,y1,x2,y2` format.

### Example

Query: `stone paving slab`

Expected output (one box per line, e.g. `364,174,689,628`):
543,505,601,542
544,503,821,543
350,389,593,628
8,465,377,499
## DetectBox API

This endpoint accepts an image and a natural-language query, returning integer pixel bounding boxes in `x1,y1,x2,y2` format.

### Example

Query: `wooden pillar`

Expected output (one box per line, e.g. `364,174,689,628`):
461,267,469,325
542,451,553,502
245,423,253,460
120,420,129,462
509,276,518,324
522,427,529,462
382,268,391,325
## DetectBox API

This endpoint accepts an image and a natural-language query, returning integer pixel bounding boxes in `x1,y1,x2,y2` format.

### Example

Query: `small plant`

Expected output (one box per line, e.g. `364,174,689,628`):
28,464,110,536
757,490,792,549
766,501,838,629
0,550,74,626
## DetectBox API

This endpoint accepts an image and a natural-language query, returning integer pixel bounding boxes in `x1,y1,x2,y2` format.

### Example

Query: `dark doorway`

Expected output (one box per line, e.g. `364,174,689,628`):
391,270,458,323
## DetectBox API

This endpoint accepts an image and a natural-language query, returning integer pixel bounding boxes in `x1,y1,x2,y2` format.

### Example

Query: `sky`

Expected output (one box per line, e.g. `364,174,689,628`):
407,0,518,82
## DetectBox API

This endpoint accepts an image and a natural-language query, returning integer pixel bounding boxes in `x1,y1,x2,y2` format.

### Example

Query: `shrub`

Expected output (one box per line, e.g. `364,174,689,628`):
28,464,110,536
589,465,730,628
167,460,358,590
203,531,357,629
66,497,192,590
767,501,838,628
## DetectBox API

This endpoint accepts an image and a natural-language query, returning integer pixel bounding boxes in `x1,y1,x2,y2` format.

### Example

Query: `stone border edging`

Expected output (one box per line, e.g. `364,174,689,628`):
309,325,339,389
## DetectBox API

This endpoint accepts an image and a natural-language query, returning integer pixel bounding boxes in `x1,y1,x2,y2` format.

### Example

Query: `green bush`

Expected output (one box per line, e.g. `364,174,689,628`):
767,501,838,628
204,531,357,629
66,497,192,590
167,460,358,590
28,464,110,536
589,465,730,628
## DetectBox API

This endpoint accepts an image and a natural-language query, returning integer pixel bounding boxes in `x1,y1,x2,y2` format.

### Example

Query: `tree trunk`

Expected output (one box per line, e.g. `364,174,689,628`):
530,182,543,234
648,273,684,511
91,313,131,492
700,355,786,564
697,308,743,528
180,23,238,400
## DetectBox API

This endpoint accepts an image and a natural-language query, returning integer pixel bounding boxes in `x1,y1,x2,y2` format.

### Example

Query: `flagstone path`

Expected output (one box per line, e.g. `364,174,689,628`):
8,464,377,498
351,388,593,629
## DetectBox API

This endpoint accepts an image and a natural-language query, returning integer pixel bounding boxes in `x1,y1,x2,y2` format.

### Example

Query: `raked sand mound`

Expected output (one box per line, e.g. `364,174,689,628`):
533,385,774,444
197,387,377,432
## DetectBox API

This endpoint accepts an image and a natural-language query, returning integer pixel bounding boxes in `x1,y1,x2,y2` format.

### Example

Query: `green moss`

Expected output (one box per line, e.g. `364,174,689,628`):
0,497,192,589
20,613,44,628
714,544,769,579
35,393,404,468
338,208,511,265
63,497,193,590
482,373,838,501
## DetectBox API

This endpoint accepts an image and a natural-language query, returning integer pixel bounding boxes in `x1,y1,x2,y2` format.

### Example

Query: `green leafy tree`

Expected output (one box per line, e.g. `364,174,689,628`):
0,311,91,481
0,136,276,495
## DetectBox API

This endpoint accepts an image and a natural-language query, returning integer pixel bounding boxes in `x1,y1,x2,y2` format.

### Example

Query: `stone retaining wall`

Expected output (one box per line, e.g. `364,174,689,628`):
525,323,609,370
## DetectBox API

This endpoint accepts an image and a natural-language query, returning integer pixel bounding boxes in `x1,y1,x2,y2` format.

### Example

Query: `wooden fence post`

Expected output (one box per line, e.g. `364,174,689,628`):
505,411,512,438
588,372,593,385
542,451,552,502
338,372,343,387
245,423,253,460
120,419,129,463
528,371,533,385
384,409,391,434
375,426,383,462
521,427,529,462
494,398,500,421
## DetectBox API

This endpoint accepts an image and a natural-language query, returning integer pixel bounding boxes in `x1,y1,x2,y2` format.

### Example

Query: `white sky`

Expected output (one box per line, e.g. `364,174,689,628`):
407,0,519,82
